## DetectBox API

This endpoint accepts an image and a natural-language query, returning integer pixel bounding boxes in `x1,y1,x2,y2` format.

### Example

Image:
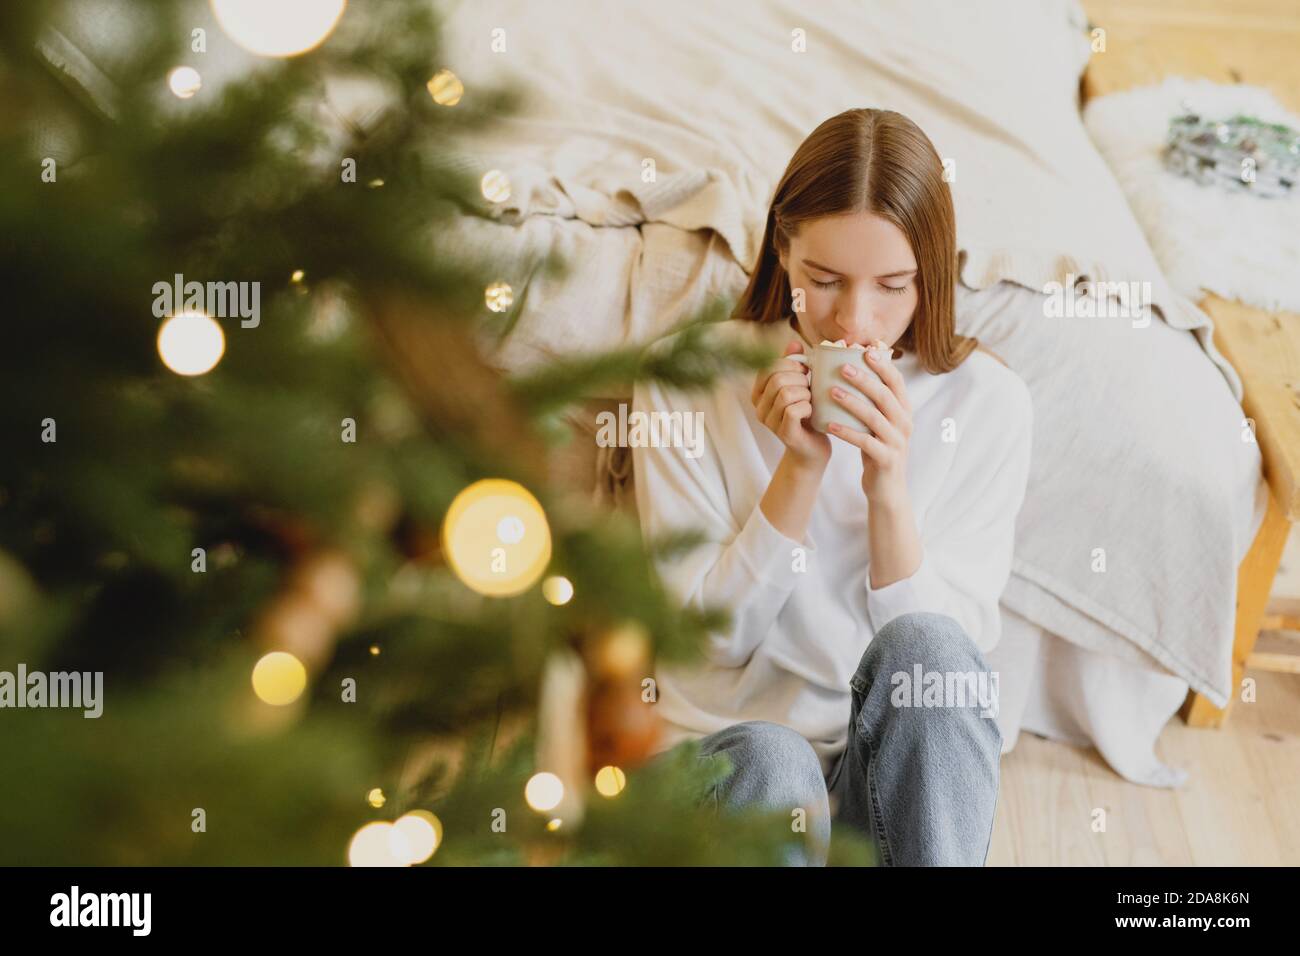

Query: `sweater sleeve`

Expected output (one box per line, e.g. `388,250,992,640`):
864,375,1033,653
631,375,816,668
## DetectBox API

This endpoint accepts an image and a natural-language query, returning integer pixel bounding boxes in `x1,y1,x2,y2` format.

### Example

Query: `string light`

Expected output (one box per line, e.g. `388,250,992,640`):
542,576,574,606
167,66,202,99
367,788,385,808
524,772,564,812
251,651,307,706
347,812,442,866
427,69,463,106
210,0,347,58
480,170,511,203
441,479,551,596
392,811,440,864
157,310,224,376
484,281,513,313
347,821,405,867
594,766,627,797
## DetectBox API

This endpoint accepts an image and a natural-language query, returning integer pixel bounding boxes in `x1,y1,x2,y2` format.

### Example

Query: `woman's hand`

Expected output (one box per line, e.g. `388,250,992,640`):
826,345,912,506
751,338,831,470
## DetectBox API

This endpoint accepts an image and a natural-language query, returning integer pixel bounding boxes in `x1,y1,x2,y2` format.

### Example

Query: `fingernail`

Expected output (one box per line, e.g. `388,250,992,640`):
831,387,845,398
842,365,857,377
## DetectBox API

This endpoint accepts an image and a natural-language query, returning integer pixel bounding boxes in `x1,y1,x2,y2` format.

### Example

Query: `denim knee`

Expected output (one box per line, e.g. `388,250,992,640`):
702,720,828,812
700,720,830,865
853,612,1003,738
856,612,991,688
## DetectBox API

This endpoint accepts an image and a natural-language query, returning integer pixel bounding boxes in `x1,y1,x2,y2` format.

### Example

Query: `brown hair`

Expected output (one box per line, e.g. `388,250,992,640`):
733,108,983,374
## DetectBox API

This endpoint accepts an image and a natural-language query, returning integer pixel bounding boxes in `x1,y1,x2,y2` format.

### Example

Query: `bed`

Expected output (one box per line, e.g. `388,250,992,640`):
439,0,1268,788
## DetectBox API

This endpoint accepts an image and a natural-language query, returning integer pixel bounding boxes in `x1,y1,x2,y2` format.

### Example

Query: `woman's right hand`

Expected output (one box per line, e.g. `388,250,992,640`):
751,338,832,469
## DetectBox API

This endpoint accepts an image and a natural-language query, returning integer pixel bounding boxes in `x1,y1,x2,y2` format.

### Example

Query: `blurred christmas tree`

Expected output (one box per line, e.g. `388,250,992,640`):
0,0,873,866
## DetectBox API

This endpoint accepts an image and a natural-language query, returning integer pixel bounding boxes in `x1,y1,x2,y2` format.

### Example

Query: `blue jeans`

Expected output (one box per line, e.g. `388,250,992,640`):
683,612,1002,866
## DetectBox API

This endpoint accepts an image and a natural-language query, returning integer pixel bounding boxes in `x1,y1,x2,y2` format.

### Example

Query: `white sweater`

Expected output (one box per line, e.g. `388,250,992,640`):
631,317,1034,775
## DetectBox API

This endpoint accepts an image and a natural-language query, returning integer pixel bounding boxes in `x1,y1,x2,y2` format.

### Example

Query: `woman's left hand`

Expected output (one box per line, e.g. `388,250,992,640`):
826,347,912,507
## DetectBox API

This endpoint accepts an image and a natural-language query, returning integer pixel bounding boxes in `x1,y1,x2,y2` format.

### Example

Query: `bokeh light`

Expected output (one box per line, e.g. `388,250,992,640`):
210,0,347,58
594,766,627,797
441,479,551,596
157,310,225,376
251,651,307,706
542,575,574,606
524,772,564,812
167,66,202,99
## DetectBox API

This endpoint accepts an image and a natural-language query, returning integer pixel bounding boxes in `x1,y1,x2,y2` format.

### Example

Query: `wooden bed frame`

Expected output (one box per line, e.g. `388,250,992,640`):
1080,0,1300,727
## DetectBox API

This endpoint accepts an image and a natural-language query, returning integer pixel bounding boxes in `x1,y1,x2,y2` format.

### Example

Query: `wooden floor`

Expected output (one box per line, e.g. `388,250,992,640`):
989,669,1300,865
992,493,1300,864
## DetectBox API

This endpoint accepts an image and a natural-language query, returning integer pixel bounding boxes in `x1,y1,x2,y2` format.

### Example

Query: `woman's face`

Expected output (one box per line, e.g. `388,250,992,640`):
778,211,919,349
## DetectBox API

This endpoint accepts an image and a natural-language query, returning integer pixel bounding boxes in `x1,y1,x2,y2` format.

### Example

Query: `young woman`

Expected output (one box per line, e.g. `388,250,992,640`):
631,108,1034,866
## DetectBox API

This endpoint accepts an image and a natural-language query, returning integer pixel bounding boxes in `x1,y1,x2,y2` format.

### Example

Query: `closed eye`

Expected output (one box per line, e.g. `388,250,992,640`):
811,278,909,294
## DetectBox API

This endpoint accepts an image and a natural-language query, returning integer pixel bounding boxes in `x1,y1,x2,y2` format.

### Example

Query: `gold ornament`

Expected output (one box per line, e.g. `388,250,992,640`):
590,621,651,680
585,625,660,773
287,549,361,628
248,548,360,675
586,675,661,773
252,590,335,673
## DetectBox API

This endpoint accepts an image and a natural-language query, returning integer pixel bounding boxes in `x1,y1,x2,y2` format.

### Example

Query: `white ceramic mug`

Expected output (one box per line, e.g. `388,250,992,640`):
787,343,887,434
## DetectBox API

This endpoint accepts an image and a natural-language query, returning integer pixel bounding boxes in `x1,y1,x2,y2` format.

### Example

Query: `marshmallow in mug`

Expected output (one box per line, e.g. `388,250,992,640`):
819,337,893,362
